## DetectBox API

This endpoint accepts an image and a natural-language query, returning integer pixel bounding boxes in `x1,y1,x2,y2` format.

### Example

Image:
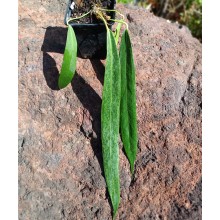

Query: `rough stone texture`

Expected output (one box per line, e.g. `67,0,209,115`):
19,1,202,219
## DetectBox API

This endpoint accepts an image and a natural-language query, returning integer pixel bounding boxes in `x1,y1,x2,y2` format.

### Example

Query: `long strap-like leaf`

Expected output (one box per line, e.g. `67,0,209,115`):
58,25,77,89
119,30,138,174
101,29,121,218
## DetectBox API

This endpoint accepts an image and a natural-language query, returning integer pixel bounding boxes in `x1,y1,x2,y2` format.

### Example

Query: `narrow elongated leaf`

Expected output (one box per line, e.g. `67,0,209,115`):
101,29,121,218
119,30,138,174
58,25,77,89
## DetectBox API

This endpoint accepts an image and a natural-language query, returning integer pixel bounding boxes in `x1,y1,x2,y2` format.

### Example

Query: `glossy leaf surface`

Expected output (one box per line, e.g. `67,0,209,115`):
119,29,138,174
58,25,77,89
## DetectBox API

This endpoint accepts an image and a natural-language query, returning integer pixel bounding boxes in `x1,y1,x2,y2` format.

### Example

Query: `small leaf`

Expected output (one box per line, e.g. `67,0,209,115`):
58,25,77,89
113,22,122,45
101,29,121,218
119,29,138,174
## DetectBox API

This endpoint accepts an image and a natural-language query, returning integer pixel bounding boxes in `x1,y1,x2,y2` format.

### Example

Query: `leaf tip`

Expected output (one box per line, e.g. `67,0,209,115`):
113,207,118,220
58,78,64,90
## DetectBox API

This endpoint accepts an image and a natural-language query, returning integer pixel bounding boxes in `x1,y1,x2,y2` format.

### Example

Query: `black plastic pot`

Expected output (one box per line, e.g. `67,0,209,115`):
64,0,116,59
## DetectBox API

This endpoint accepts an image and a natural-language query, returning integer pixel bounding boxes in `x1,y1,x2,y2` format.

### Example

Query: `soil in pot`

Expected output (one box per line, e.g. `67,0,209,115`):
69,0,112,24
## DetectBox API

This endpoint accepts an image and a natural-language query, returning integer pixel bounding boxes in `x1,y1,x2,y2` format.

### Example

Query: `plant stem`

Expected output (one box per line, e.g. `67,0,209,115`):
67,10,92,24
96,11,109,30
109,19,128,30
98,8,125,19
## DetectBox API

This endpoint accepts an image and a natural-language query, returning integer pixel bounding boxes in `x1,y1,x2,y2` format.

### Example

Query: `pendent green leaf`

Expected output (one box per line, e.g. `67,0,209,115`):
119,29,138,174
58,25,77,89
101,29,121,218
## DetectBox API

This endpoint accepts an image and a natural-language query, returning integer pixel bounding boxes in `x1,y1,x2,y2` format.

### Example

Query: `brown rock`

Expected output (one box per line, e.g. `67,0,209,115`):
19,1,202,219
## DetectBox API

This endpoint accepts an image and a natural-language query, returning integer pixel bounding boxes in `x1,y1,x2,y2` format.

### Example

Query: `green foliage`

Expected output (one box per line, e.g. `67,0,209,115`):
117,0,202,41
59,7,138,218
58,25,77,89
101,29,121,218
180,0,202,41
101,26,137,218
113,22,122,45
119,30,138,174
117,0,133,3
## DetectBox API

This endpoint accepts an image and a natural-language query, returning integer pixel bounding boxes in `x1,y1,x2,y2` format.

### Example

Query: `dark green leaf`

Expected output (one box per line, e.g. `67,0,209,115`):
101,29,121,218
119,29,138,174
58,25,77,89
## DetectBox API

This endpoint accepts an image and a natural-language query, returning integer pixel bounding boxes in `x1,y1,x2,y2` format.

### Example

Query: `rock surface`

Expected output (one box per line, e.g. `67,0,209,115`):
19,1,202,219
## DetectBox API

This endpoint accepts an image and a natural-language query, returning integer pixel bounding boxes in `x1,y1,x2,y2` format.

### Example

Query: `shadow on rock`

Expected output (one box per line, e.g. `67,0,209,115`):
41,26,105,175
41,26,68,90
90,59,105,85
42,52,60,90
71,74,104,175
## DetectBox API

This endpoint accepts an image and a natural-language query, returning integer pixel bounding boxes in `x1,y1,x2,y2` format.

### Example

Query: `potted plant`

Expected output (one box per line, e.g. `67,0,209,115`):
59,0,138,218
64,0,116,59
